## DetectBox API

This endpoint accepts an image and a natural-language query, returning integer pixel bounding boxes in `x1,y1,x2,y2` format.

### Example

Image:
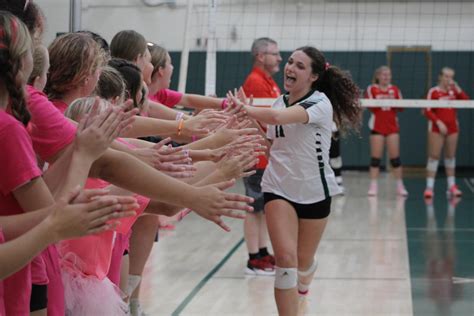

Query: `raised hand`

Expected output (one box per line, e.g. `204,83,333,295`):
216,150,259,180
211,118,259,147
183,111,228,137
209,135,266,162
75,98,136,160
191,180,254,231
47,186,138,240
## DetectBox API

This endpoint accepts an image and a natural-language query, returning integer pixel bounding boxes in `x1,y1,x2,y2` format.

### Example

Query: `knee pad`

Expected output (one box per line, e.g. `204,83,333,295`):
444,158,456,169
390,157,401,168
298,260,318,278
426,158,439,173
330,156,343,169
274,267,297,290
370,157,381,168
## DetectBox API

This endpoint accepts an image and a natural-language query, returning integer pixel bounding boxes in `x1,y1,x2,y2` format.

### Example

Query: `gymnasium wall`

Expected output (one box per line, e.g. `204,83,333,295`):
35,0,474,168
170,50,474,168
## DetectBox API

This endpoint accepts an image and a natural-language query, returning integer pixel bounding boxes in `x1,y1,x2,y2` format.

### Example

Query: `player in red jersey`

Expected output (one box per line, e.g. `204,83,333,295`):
365,66,407,196
423,67,469,199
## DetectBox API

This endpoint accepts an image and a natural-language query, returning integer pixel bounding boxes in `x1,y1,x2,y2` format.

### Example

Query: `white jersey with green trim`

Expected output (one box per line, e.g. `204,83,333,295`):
262,90,341,204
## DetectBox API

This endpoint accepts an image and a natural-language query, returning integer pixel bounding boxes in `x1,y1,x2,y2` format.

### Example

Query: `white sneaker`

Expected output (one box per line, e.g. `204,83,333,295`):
130,300,148,316
397,184,408,196
368,182,377,196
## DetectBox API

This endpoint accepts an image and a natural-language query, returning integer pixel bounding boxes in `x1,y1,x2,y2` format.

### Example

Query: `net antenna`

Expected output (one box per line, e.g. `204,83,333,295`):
205,0,218,96
178,0,195,93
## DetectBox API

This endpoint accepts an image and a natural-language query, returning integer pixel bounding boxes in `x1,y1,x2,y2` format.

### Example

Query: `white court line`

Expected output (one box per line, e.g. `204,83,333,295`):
464,178,474,193
452,277,474,284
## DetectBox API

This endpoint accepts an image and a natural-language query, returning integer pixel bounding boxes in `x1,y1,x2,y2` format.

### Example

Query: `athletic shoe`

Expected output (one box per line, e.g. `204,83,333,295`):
245,258,275,276
397,184,408,197
130,300,148,316
424,188,434,199
367,183,377,196
447,184,462,197
260,254,276,266
338,184,345,195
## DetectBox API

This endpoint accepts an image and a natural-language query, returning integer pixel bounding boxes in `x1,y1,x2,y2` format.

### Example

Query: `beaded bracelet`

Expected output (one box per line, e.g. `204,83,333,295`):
175,111,184,121
177,118,184,136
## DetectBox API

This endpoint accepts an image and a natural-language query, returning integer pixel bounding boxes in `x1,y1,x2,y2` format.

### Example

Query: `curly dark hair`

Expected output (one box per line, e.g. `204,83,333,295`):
297,46,362,134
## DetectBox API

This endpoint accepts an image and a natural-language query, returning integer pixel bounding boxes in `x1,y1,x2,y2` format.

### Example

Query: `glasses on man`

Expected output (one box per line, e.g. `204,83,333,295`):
264,52,281,57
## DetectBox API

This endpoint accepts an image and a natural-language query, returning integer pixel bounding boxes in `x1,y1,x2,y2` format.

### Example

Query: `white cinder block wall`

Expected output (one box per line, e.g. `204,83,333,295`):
36,0,473,51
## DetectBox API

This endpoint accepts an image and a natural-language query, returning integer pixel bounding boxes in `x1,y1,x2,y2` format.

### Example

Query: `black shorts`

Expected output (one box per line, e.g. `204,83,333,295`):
30,284,48,312
243,169,265,212
263,193,331,219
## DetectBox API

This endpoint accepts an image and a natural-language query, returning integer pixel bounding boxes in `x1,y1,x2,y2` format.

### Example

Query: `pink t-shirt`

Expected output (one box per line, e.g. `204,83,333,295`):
0,110,42,315
51,99,68,115
0,228,5,316
149,89,183,108
26,85,76,161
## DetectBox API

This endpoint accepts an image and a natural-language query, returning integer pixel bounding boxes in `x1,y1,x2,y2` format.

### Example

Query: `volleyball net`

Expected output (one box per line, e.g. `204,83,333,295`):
180,0,473,109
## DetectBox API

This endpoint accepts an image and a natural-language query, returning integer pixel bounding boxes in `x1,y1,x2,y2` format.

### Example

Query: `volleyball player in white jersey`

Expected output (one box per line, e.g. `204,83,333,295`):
230,46,361,315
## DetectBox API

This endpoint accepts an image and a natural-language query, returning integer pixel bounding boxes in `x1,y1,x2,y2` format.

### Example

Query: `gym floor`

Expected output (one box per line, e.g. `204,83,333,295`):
140,172,474,316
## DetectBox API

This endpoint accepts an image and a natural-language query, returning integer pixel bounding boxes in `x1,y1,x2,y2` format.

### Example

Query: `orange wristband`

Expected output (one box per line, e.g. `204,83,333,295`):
177,118,184,136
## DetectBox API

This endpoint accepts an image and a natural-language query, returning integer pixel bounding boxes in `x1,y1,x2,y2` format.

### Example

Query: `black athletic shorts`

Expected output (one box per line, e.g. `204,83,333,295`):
30,284,48,311
263,193,331,219
243,169,265,212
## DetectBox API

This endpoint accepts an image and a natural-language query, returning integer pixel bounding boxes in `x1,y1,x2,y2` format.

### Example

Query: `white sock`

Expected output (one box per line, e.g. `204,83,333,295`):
397,180,404,188
298,281,309,294
370,180,377,187
448,203,455,217
426,177,435,189
447,176,455,187
127,274,142,297
426,204,435,218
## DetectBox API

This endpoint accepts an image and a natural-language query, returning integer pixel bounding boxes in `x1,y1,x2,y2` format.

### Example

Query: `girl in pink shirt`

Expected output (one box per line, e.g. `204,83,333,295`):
148,43,226,111
0,13,136,315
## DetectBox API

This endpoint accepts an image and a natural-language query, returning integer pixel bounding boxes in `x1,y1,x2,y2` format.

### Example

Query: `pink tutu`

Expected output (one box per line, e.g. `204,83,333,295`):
61,254,128,315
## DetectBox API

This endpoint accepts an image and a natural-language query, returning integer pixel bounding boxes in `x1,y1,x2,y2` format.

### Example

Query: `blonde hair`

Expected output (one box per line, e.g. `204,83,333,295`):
46,32,102,99
95,66,126,103
372,65,391,84
64,97,112,122
0,11,33,125
28,44,47,84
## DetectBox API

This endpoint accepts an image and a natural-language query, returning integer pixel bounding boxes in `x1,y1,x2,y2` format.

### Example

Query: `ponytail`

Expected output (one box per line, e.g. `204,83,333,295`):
297,46,362,134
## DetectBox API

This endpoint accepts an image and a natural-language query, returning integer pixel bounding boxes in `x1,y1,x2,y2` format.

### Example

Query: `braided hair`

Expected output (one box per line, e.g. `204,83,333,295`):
0,11,32,126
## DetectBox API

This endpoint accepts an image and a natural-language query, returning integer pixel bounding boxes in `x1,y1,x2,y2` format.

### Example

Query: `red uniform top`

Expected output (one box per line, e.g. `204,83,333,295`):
243,67,281,169
365,84,403,135
425,86,469,124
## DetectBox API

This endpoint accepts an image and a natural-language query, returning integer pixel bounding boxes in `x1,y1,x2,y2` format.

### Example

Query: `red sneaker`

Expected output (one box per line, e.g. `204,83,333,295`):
245,258,275,276
424,188,434,199
447,184,462,197
260,254,276,266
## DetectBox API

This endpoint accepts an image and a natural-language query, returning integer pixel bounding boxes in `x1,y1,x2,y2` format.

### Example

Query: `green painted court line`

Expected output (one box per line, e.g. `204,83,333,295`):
171,238,244,316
